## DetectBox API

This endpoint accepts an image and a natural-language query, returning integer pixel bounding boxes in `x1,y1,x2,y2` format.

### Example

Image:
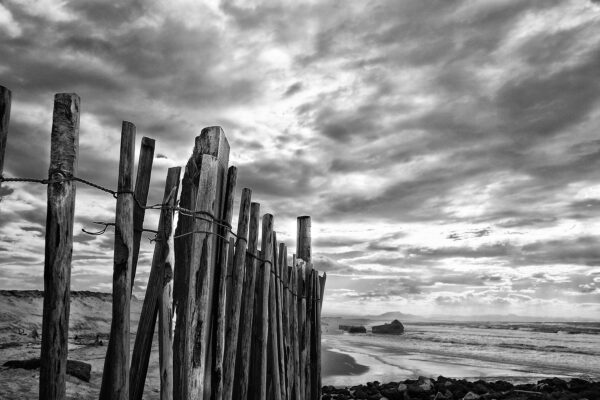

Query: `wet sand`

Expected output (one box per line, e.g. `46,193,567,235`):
321,333,577,387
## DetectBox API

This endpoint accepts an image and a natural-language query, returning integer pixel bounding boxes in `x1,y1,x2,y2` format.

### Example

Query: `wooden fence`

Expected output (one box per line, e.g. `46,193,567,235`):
0,86,327,400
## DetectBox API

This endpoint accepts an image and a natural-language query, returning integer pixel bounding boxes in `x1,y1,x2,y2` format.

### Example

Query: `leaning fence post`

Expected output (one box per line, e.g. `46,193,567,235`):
234,202,260,400
212,166,237,400
131,136,155,292
268,232,282,400
223,188,252,400
99,121,136,400
39,92,80,400
0,85,11,202
129,166,181,400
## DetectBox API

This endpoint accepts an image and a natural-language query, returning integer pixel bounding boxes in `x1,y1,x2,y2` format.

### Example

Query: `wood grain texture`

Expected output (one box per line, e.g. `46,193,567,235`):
273,236,286,400
100,121,136,400
39,93,80,400
196,128,230,400
223,188,252,400
315,273,323,400
256,214,274,400
296,216,311,263
234,202,260,400
296,261,306,400
289,265,300,400
267,247,282,400
0,85,11,202
212,166,237,400
173,155,220,400
131,136,155,292
129,167,181,400
174,130,229,400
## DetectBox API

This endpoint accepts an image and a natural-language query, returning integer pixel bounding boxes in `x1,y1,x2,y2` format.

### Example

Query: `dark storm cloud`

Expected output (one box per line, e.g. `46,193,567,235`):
283,82,303,98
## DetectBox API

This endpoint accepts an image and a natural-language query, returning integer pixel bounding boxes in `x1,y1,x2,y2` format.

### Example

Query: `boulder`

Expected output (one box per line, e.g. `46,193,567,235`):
372,319,405,335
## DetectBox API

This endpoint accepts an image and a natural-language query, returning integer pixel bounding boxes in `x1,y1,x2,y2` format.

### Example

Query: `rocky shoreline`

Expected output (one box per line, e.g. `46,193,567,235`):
321,376,600,399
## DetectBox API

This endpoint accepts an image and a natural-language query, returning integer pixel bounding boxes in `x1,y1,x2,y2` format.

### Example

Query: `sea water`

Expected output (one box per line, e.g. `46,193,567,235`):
321,322,600,386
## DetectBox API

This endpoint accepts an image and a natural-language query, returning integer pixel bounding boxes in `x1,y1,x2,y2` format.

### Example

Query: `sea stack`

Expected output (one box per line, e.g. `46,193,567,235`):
372,319,404,335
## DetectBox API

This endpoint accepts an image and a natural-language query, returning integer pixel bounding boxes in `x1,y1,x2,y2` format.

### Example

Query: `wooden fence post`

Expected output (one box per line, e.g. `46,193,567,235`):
100,121,136,400
296,259,306,400
268,232,282,400
280,243,291,400
129,166,181,400
0,85,11,202
296,216,311,263
158,168,182,400
131,136,155,291
223,188,252,400
289,264,300,400
311,271,319,399
173,129,229,400
318,272,326,397
39,92,80,400
314,273,323,399
212,166,237,400
273,235,286,400
234,202,260,400
256,214,274,400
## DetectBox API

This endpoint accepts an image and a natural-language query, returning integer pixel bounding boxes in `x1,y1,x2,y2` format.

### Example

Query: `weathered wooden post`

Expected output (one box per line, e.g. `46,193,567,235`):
157,171,181,400
39,93,80,400
315,272,324,399
130,136,155,291
296,259,306,400
273,235,286,400
223,188,252,400
311,271,319,399
130,166,181,400
212,166,237,400
289,264,300,400
0,85,11,201
297,216,312,400
296,216,311,263
234,202,260,400
173,129,229,400
256,214,274,400
268,232,282,400
279,243,291,399
100,121,136,400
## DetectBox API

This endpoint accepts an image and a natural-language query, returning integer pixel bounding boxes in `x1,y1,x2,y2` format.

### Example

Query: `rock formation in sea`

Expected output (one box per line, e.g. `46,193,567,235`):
372,319,404,335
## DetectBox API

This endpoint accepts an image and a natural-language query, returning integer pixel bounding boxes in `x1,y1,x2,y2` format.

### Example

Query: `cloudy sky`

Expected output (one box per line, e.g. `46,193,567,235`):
1,0,599,319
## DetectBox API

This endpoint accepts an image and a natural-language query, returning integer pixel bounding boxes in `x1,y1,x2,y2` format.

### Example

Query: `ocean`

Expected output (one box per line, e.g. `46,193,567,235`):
321,321,600,386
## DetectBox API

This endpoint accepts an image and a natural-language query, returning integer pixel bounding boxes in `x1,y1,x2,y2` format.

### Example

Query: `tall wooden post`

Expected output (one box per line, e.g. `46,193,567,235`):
297,216,312,400
212,166,237,400
39,93,80,400
315,273,323,400
268,232,282,400
289,265,300,400
296,216,311,263
223,188,252,400
273,235,286,400
296,260,306,400
130,167,181,400
130,136,155,291
0,85,11,202
173,129,229,400
158,168,181,400
234,202,260,400
256,214,274,400
100,121,136,400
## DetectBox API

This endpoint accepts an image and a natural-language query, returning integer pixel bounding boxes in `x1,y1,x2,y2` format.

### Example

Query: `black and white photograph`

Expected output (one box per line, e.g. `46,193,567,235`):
0,0,599,399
